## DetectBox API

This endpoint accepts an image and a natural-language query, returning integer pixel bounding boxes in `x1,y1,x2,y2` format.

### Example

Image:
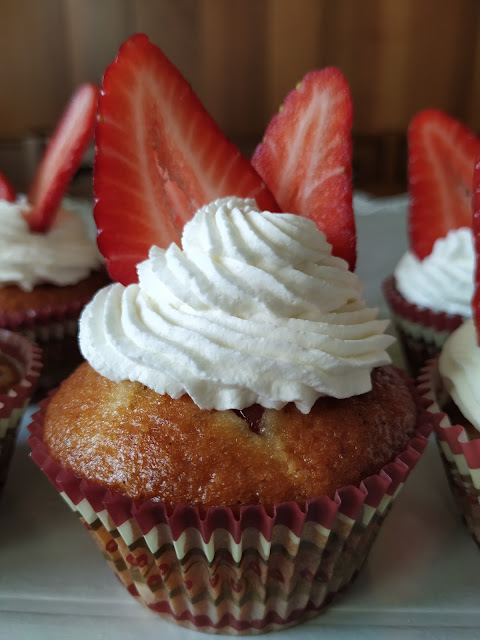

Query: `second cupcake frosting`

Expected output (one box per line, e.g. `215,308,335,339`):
0,196,101,291
439,318,480,432
394,227,474,317
79,197,393,413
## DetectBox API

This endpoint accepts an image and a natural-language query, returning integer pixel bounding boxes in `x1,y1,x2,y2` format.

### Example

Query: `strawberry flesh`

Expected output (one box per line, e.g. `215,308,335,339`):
24,83,99,233
408,109,480,260
472,154,480,343
94,34,278,285
0,170,16,202
251,68,356,271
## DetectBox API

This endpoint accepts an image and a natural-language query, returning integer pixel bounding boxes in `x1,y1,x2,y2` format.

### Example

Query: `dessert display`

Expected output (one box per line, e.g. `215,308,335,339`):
0,85,109,397
0,329,41,493
28,34,431,634
419,153,480,549
383,109,480,376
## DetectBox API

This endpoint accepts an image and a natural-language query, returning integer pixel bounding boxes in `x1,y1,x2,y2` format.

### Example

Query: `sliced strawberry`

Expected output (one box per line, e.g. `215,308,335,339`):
0,169,16,202
472,154,480,343
24,83,99,233
408,109,480,260
251,68,356,271
94,34,278,285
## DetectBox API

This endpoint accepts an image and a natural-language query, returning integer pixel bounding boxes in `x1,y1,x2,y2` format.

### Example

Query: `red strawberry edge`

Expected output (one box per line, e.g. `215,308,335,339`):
408,109,480,261
0,169,16,202
24,83,99,233
252,67,356,271
94,34,278,286
472,154,480,344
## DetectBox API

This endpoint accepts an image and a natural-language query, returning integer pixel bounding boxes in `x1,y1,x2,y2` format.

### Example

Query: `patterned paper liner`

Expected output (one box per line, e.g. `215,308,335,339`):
0,297,91,400
0,329,42,492
382,276,465,377
418,358,480,549
27,373,432,635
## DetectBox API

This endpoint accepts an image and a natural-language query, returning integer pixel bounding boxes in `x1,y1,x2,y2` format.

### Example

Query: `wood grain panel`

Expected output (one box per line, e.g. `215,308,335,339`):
0,0,69,137
265,0,327,122
320,0,479,133
397,0,479,126
322,0,415,133
462,3,480,130
1,0,480,195
64,0,133,87
200,0,268,143
134,0,201,96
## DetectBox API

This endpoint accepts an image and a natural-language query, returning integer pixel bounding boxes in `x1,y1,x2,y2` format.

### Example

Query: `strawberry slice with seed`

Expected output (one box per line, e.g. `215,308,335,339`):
94,33,278,285
24,83,99,233
408,109,480,260
472,154,480,342
251,68,356,270
0,170,16,202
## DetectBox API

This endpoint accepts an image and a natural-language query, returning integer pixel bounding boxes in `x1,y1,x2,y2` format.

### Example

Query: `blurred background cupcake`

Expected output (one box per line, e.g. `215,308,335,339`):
0,85,109,399
383,110,480,377
418,154,480,548
419,321,480,548
0,328,41,493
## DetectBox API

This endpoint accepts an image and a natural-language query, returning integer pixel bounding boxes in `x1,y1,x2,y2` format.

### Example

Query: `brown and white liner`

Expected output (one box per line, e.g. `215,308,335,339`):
382,276,465,377
0,329,42,491
28,381,432,635
0,298,89,398
418,358,480,549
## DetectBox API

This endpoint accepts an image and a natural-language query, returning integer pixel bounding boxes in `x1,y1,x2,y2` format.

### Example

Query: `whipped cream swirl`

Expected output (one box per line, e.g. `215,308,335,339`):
439,319,480,432
80,197,393,413
0,196,101,291
394,227,474,317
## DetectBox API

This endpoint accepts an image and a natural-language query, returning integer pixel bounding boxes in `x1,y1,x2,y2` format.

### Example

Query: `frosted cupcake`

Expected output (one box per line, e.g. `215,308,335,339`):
419,319,480,547
0,85,108,396
418,154,480,548
30,197,431,634
383,109,480,376
28,35,431,634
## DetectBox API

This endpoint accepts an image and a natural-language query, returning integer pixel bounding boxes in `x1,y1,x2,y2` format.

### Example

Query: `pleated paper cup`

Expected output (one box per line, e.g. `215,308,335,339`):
28,382,432,635
0,329,42,492
382,275,465,377
0,270,109,399
418,358,480,548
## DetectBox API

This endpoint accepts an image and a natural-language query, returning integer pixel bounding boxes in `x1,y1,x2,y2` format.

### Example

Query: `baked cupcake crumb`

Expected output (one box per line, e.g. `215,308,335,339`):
44,362,417,508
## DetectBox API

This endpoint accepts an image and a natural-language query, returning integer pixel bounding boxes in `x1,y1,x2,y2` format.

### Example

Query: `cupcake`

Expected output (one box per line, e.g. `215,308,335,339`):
0,84,109,397
28,35,431,634
418,153,480,548
419,322,480,548
0,328,41,492
383,109,480,377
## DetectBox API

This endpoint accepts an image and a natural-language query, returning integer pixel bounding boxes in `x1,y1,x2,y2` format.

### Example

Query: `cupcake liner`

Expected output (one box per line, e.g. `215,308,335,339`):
0,329,42,492
28,381,432,635
382,276,465,377
418,358,480,548
0,297,90,399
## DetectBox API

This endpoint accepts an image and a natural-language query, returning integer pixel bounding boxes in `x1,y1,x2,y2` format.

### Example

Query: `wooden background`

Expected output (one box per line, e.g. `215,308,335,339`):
1,0,479,194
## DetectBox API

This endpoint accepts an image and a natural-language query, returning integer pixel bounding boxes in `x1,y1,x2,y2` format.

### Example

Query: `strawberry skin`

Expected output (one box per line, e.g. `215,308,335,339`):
94,34,278,286
251,68,356,271
408,109,480,260
25,83,99,233
472,154,480,343
0,170,16,202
